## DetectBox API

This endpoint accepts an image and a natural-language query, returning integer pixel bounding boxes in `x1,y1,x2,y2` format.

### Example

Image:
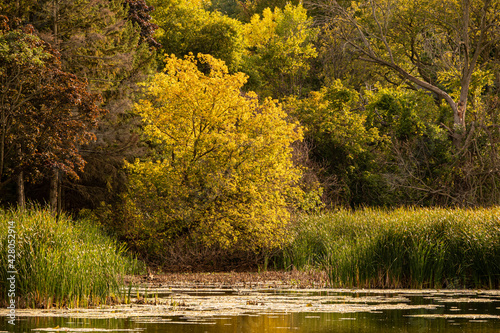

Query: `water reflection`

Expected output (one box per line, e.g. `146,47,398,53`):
130,311,500,333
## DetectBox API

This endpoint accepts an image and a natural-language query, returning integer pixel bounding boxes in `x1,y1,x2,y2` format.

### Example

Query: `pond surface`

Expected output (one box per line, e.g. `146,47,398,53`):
2,289,500,332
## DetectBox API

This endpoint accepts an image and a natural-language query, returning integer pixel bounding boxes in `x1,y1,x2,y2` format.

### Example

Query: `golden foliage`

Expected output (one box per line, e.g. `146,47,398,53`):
126,53,303,251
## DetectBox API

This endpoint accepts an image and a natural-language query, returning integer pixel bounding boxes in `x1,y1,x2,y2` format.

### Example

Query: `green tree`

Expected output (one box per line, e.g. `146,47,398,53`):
242,3,318,98
2,0,153,91
124,54,303,256
208,0,241,18
365,86,500,206
237,0,302,21
286,81,387,206
318,0,500,138
152,0,244,72
366,86,444,140
1,0,158,211
123,0,161,49
365,87,454,205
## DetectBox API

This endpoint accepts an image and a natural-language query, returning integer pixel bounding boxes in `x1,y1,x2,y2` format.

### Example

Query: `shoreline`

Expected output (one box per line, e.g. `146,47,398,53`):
127,270,329,289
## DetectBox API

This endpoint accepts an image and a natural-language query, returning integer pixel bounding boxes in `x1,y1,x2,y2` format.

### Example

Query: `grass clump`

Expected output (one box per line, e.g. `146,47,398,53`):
0,206,141,308
282,207,500,289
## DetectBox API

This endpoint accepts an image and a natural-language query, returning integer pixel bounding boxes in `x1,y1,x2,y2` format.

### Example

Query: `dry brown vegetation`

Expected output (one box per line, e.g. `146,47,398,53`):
127,270,329,289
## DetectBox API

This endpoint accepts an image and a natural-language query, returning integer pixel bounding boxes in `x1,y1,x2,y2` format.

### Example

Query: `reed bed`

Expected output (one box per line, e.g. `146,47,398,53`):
0,206,141,308
282,207,500,289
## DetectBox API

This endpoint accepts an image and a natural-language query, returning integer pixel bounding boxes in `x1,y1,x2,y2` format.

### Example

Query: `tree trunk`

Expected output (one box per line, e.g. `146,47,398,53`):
53,0,59,48
16,144,25,209
17,171,25,209
0,109,5,182
49,168,59,214
57,171,62,214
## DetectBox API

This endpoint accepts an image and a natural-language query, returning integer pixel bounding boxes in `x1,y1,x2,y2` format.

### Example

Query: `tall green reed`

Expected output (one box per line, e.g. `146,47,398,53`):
0,206,141,308
282,207,500,288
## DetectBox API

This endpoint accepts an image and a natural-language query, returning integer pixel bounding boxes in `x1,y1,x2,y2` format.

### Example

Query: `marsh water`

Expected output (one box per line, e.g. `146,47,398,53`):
2,289,500,332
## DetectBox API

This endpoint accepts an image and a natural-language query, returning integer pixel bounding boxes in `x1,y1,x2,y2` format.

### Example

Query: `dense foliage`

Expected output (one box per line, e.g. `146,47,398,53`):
1,0,500,270
281,208,500,288
242,3,318,98
0,20,104,207
108,54,305,262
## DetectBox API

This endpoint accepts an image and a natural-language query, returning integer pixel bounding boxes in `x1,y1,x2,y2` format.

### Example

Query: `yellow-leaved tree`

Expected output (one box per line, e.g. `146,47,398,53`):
242,3,318,98
125,54,304,257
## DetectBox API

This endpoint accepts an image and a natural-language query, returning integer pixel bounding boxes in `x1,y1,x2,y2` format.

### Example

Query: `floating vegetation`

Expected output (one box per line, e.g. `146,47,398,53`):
130,317,173,324
1,288,499,333
433,297,499,303
32,329,145,332
406,314,500,319
163,321,217,325
0,288,448,319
